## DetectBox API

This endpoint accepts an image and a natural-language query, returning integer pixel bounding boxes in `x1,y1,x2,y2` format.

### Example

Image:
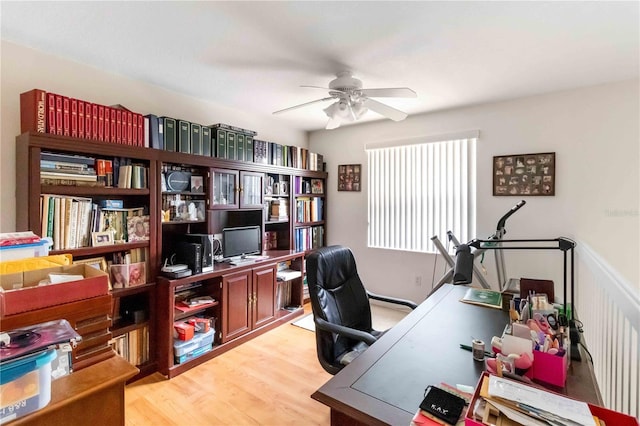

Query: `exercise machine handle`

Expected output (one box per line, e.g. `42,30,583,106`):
496,200,526,232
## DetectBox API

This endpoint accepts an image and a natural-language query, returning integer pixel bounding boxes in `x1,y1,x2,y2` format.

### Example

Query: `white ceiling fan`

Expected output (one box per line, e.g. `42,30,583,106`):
273,71,417,129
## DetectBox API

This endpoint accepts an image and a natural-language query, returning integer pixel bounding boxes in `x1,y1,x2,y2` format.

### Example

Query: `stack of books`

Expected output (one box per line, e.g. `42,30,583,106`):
40,152,98,186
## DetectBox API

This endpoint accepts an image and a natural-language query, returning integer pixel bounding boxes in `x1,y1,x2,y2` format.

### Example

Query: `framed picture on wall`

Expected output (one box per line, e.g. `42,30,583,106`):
493,152,555,196
338,164,361,192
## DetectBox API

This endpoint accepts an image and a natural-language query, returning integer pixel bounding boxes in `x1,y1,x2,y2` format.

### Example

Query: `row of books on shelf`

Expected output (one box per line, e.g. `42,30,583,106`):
294,226,324,252
40,194,149,250
40,152,148,188
109,326,149,366
295,197,323,223
21,89,145,146
294,176,324,194
255,141,324,171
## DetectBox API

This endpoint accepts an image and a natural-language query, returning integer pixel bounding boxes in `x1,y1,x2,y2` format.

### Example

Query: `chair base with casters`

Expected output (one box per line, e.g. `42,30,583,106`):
306,245,418,375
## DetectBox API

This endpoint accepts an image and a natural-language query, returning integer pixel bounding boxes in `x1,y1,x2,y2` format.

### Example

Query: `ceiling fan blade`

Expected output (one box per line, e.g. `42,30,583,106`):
272,97,335,115
326,116,342,130
363,98,408,121
359,87,417,98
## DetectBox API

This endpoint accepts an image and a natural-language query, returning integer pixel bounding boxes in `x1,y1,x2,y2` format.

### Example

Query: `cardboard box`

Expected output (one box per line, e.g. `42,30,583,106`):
0,264,109,317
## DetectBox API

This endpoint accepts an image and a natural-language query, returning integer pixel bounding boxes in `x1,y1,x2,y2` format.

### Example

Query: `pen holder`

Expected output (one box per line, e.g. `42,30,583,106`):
532,348,568,387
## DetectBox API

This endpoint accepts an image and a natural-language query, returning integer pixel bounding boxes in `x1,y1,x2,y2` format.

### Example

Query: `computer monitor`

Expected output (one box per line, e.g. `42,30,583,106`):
222,226,261,259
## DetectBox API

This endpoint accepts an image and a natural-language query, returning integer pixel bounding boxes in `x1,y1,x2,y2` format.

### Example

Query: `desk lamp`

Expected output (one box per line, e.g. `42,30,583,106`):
453,237,581,360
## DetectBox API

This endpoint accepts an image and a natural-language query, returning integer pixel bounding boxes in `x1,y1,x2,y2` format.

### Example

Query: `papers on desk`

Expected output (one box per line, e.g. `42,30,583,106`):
482,375,596,426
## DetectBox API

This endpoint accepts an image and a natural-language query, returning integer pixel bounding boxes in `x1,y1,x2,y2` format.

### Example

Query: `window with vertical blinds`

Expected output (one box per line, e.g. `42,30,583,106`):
366,133,477,253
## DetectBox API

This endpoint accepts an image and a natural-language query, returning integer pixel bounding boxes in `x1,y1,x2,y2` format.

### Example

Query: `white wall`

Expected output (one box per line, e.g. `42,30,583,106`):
309,80,639,304
0,40,308,232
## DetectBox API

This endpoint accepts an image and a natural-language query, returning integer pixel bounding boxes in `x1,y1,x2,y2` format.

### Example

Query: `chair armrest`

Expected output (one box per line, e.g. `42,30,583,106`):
314,317,378,346
367,291,418,310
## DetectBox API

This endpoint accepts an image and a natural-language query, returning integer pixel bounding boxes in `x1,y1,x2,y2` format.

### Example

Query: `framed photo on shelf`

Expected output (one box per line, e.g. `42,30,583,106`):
190,175,204,193
493,152,555,196
73,256,108,272
91,231,113,247
311,179,324,194
127,215,150,241
338,164,361,192
110,264,129,289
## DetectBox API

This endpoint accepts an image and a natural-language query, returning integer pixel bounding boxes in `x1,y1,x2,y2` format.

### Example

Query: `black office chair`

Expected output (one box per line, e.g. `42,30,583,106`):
306,245,418,375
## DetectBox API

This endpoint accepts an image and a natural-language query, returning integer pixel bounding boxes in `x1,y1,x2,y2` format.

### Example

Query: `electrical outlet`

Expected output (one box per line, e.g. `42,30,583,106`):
414,275,422,286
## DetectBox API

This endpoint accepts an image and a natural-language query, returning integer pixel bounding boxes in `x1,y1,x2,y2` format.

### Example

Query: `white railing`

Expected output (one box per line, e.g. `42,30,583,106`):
576,242,639,419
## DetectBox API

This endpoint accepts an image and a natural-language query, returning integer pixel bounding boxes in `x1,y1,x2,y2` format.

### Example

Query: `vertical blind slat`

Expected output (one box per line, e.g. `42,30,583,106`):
367,138,476,252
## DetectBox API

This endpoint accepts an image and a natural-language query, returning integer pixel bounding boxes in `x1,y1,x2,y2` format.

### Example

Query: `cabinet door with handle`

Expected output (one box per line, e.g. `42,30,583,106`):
252,264,277,328
221,270,251,342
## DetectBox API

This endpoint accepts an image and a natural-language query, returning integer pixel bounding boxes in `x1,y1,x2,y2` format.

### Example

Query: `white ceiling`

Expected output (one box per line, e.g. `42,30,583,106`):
1,1,638,132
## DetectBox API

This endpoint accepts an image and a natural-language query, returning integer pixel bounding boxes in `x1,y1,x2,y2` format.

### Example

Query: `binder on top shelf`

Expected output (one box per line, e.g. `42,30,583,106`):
162,117,176,151
146,114,160,149
84,101,92,140
202,126,212,156
109,108,117,143
177,119,191,153
78,101,85,138
55,94,63,135
132,113,138,145
226,131,236,160
190,123,203,155
137,113,144,147
103,106,111,142
115,110,123,143
214,128,226,158
46,93,56,134
236,133,245,161
20,88,47,134
91,103,99,140
98,105,105,141
62,96,71,136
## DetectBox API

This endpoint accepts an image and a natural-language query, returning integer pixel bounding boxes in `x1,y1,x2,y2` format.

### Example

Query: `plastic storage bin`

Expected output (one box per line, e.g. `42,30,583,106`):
173,329,215,364
0,239,51,262
0,349,57,424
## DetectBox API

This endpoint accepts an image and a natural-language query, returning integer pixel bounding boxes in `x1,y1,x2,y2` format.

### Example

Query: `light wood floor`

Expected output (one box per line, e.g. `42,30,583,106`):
124,305,333,425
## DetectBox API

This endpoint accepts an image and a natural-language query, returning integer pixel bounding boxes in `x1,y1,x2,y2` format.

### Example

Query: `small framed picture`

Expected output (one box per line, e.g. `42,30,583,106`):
191,175,204,193
127,215,150,241
73,256,108,272
110,264,129,289
338,164,361,192
92,231,113,247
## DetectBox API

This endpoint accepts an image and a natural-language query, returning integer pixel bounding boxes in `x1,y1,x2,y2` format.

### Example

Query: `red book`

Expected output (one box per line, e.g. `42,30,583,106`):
84,101,92,139
98,105,105,141
126,111,133,145
46,93,56,134
105,160,113,187
78,101,85,138
132,113,138,146
110,108,117,143
62,96,70,136
96,159,106,185
19,89,47,133
103,107,110,142
115,110,122,143
54,95,63,135
137,114,144,147
91,104,98,140
70,99,78,138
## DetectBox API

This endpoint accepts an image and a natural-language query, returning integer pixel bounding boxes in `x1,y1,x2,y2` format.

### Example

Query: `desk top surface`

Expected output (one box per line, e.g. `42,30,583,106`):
311,284,600,426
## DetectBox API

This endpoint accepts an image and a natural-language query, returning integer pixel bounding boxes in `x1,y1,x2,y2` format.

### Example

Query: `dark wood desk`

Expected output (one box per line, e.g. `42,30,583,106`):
311,284,601,426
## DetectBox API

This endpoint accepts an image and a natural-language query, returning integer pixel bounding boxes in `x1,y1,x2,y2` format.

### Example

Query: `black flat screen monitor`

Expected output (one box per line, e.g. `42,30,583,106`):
222,226,261,259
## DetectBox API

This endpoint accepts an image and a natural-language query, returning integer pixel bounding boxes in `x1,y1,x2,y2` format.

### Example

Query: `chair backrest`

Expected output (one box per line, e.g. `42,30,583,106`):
306,245,373,374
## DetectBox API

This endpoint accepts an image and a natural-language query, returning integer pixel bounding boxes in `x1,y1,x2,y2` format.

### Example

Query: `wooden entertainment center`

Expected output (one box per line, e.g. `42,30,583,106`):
14,131,327,383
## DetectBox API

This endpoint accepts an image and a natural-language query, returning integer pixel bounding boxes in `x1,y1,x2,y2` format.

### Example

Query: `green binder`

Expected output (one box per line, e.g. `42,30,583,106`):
227,131,236,160
215,129,226,159
191,123,202,155
236,133,245,162
245,135,254,162
202,126,212,156
177,120,190,153
162,117,176,152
